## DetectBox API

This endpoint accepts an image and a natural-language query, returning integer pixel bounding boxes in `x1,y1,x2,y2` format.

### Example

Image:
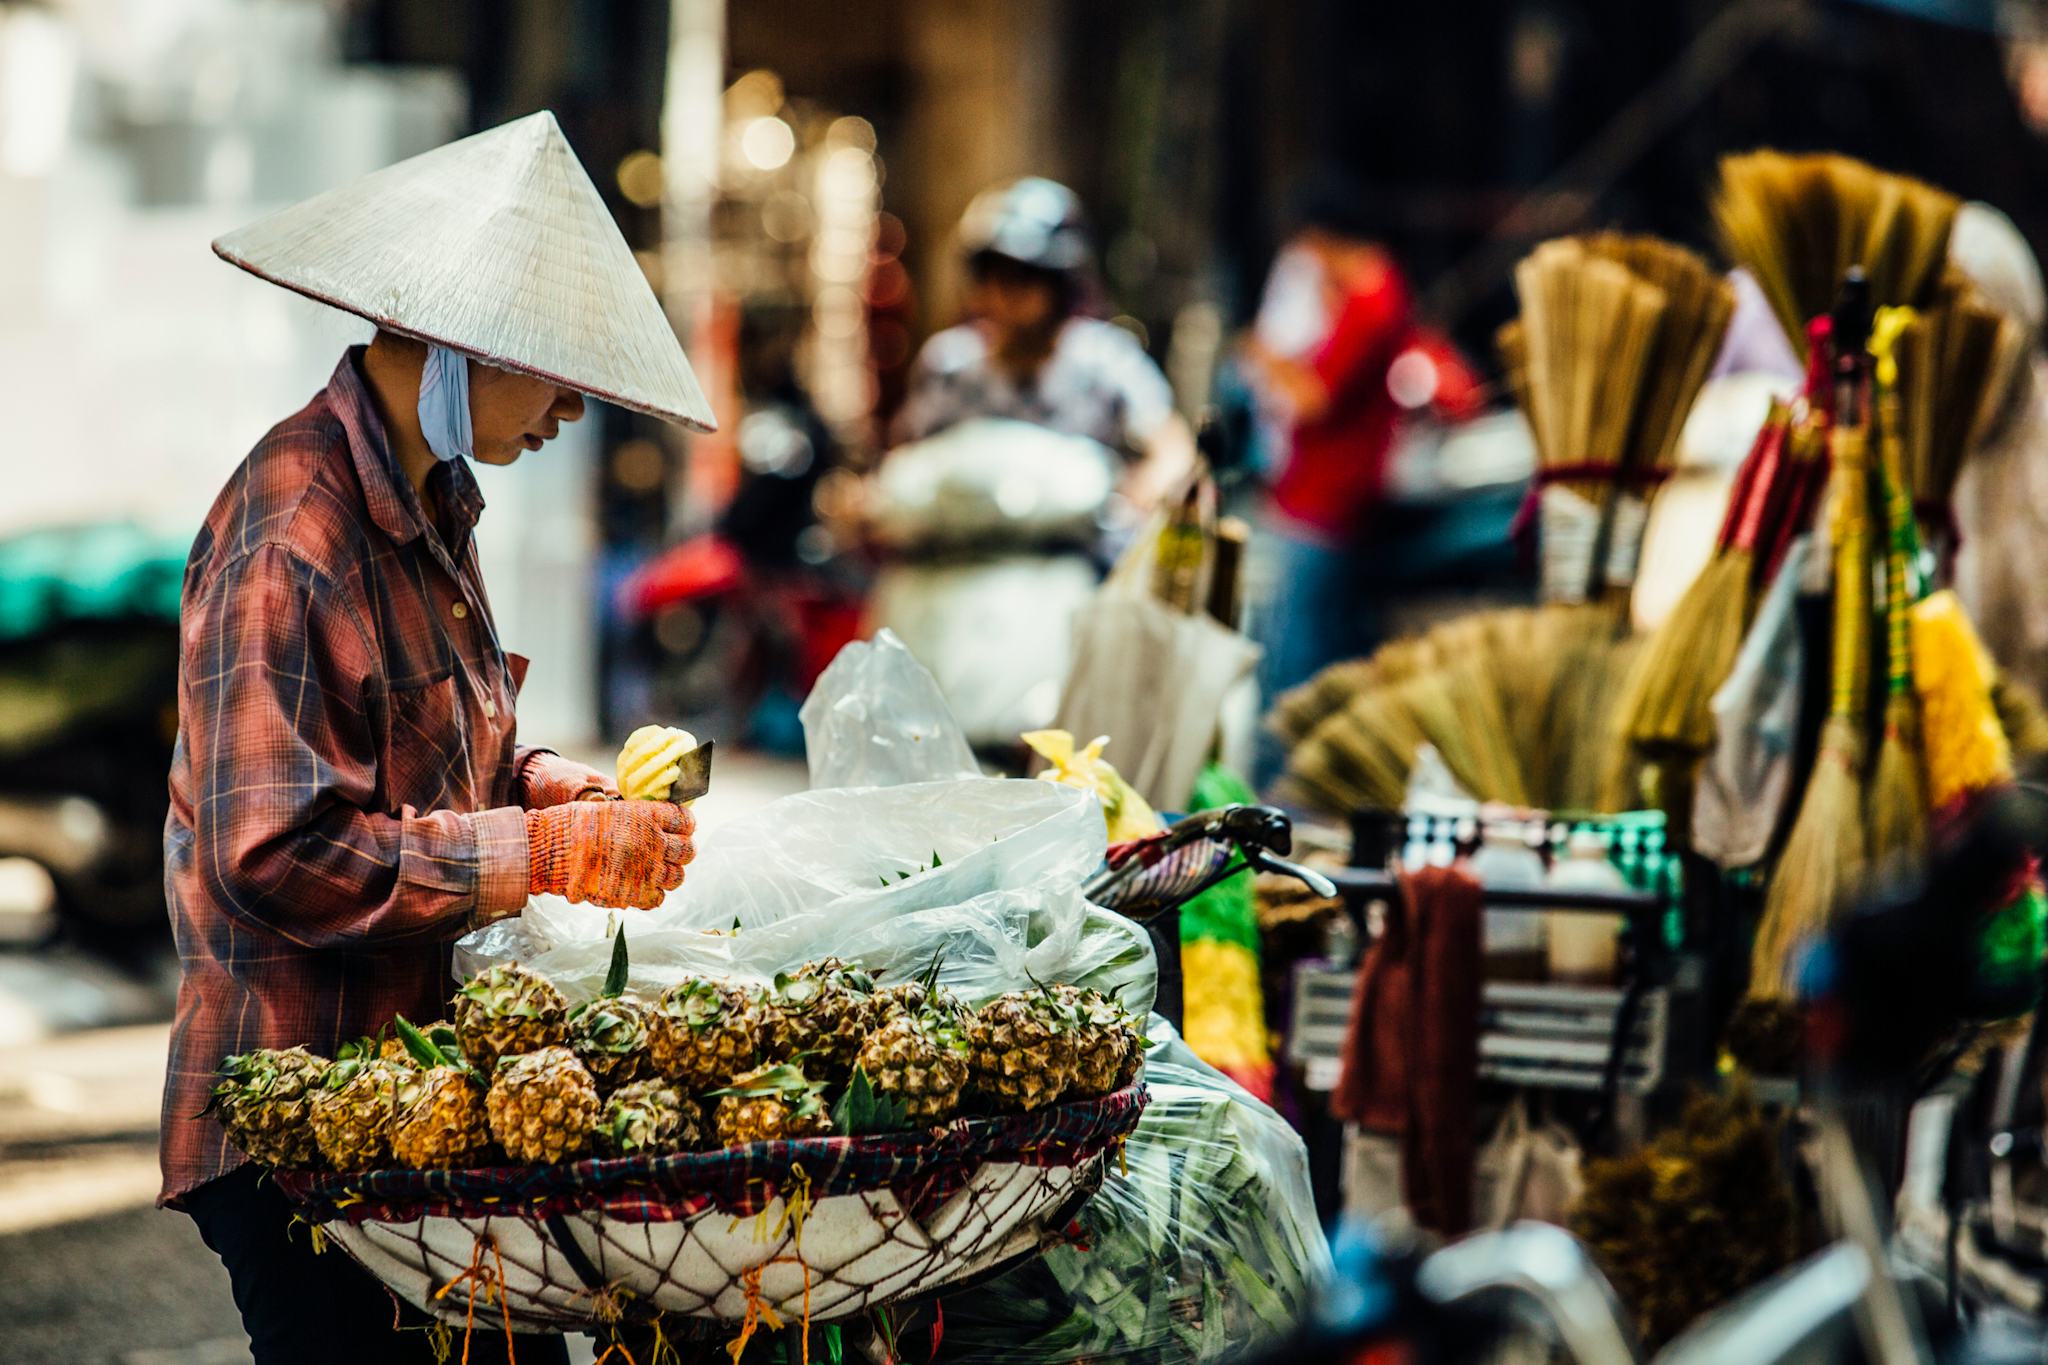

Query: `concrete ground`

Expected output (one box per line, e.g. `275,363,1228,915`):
0,750,808,1364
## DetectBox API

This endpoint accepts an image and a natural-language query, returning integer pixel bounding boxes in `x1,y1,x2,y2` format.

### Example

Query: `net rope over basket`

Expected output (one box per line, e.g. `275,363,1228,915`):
272,1086,1146,1333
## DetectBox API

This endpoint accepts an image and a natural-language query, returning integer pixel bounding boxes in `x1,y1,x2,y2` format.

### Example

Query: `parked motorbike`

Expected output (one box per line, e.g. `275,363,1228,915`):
864,418,1115,749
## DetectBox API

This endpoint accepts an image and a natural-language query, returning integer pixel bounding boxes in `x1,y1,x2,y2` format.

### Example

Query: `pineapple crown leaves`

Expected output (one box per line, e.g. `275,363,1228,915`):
877,849,944,888
392,1015,481,1083
570,996,646,1047
831,1066,912,1137
203,1048,320,1114
455,963,561,1019
664,978,740,1031
603,925,632,1000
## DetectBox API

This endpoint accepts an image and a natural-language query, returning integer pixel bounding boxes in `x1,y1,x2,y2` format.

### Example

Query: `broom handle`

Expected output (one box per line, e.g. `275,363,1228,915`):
1729,411,1791,553
1830,424,1873,724
1713,405,1785,552
1877,389,1920,700
1760,417,1828,582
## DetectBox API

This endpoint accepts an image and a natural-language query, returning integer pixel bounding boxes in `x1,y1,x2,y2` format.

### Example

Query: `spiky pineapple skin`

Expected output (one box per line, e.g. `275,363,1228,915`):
714,1094,833,1146
857,1016,969,1123
568,994,654,1093
757,965,879,1077
454,964,570,1074
1055,985,1138,1097
486,1046,600,1165
207,1047,329,1169
391,1068,492,1169
309,1056,408,1170
597,1080,708,1157
712,1063,833,1146
966,993,1077,1112
650,980,761,1091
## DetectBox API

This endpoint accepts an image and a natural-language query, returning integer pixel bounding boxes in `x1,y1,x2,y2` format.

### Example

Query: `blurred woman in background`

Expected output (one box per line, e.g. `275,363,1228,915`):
894,177,1196,512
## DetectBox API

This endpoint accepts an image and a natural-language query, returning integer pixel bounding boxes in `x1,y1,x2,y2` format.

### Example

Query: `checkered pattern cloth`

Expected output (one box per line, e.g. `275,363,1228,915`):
162,348,558,1208
273,1085,1146,1226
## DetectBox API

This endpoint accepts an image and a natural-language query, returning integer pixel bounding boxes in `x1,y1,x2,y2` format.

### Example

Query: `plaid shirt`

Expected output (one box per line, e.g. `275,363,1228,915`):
161,348,542,1206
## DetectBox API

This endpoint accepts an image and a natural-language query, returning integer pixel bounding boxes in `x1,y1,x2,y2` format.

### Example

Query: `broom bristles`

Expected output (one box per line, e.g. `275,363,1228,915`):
1618,551,1755,751
1868,694,1928,863
1751,716,1867,1000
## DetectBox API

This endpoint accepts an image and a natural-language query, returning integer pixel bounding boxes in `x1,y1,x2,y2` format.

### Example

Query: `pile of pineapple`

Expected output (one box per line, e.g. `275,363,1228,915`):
205,945,1144,1173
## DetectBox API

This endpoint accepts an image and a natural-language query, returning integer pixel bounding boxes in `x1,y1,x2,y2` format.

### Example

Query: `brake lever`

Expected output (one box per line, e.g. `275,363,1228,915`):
1241,844,1338,899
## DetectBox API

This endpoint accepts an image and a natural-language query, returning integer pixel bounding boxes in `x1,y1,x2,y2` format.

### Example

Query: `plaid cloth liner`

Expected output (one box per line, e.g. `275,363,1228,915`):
274,1085,1146,1226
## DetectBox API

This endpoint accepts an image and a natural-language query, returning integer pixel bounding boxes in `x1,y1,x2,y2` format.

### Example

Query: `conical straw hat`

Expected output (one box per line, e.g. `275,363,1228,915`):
213,110,714,431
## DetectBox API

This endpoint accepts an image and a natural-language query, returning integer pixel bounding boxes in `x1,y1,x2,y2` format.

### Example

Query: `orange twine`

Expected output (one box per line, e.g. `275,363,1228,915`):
725,1255,813,1365
433,1231,517,1365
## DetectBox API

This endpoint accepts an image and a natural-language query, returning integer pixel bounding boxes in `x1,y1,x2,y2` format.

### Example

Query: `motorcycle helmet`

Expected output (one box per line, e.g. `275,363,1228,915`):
957,177,1093,276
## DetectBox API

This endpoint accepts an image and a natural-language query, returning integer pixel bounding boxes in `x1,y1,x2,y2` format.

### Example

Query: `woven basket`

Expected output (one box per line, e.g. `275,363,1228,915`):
272,1086,1145,1333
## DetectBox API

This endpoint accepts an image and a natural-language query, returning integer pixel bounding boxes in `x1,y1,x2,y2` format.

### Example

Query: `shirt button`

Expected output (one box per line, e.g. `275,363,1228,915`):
451,602,469,620
483,699,498,719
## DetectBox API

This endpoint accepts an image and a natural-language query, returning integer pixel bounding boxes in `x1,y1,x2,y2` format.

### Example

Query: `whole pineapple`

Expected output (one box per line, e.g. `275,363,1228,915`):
454,964,570,1073
204,1047,329,1169
856,1014,970,1124
710,1063,834,1146
569,995,654,1093
570,927,654,1093
757,960,880,1077
1055,985,1142,1097
871,954,970,1031
388,1019,492,1169
487,1046,601,1164
597,1079,709,1157
650,979,761,1091
966,990,1078,1112
309,1044,409,1170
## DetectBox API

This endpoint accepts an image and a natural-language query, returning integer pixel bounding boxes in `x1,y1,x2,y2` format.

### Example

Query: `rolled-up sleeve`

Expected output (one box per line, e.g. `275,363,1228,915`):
185,544,528,947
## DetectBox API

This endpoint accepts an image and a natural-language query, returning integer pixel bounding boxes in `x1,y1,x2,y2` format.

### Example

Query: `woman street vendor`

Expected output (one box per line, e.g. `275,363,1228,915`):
156,113,711,1363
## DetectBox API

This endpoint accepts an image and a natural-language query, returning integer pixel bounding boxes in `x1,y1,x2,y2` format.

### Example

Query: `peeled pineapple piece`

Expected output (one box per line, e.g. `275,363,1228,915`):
617,725,700,802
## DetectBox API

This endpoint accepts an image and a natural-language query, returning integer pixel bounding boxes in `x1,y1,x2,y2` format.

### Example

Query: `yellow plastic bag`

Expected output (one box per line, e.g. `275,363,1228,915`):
1021,729,1163,843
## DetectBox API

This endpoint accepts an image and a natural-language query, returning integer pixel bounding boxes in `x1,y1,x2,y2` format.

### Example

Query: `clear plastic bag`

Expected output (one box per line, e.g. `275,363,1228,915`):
934,1020,1333,1362
799,627,981,790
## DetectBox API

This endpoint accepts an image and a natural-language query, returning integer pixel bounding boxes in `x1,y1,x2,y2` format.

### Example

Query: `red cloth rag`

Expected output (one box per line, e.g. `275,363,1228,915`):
1331,862,1484,1236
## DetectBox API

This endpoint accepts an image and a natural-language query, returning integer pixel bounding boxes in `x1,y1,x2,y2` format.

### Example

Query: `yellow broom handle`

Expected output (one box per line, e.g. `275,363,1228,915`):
1830,424,1871,722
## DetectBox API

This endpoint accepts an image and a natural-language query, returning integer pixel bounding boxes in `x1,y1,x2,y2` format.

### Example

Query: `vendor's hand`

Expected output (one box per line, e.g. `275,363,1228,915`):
526,801,696,908
519,749,617,808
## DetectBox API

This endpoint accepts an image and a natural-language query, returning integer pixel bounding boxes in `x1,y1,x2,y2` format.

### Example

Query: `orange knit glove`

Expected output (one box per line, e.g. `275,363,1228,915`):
526,801,695,908
518,749,617,808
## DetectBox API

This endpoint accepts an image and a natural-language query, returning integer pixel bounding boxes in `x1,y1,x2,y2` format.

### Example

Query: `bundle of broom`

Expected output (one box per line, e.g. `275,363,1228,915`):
1613,404,1791,759
1272,603,1643,814
1712,150,1959,357
1892,287,2020,557
1867,308,1929,864
1750,291,1875,1002
1505,236,1731,603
